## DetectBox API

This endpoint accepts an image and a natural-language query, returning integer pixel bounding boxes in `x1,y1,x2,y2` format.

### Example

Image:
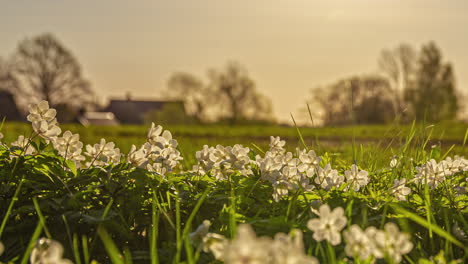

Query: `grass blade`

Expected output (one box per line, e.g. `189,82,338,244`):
97,227,124,264
391,204,465,249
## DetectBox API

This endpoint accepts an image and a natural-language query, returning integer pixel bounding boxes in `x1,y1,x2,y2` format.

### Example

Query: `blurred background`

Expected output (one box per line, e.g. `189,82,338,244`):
0,0,467,160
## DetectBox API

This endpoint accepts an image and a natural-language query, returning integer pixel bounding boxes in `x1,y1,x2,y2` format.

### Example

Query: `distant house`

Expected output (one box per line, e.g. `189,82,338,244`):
105,98,185,124
0,91,22,121
78,112,119,126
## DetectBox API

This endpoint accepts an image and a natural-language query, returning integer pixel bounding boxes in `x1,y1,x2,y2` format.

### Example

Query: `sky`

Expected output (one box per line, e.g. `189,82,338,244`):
1,0,467,124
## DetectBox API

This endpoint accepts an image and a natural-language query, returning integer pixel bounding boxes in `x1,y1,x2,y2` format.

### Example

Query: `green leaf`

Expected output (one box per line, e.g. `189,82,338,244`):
66,160,78,176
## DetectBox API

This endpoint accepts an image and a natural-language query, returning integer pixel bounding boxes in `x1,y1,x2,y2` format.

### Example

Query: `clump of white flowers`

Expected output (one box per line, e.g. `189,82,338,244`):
30,238,72,264
414,156,468,189
307,204,347,246
127,144,148,168
314,163,343,190
144,123,183,175
193,222,318,264
254,136,354,201
344,164,369,191
53,130,85,166
344,223,413,263
193,144,252,180
191,136,371,202
11,135,36,155
27,100,61,142
85,138,121,167
391,179,411,201
125,123,182,176
343,225,374,261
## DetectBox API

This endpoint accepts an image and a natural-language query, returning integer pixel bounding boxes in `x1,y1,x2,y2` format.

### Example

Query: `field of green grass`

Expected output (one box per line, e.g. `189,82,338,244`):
2,121,467,165
1,116,468,264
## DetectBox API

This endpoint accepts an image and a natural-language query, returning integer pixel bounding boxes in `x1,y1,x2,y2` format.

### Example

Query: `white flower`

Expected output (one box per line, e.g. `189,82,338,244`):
391,179,411,201
314,164,343,190
269,136,286,154
272,179,292,202
307,204,347,245
144,124,183,176
27,101,61,141
190,220,211,247
147,122,163,143
195,144,251,180
53,130,85,165
202,233,228,261
223,224,273,264
127,144,148,168
27,100,56,123
414,159,449,189
85,138,121,167
345,164,369,191
441,156,468,174
30,238,73,264
256,154,282,183
343,225,373,260
187,222,226,261
202,225,318,263
156,130,178,149
11,135,36,155
390,157,398,168
32,119,62,141
271,229,319,264
371,223,413,263
298,150,321,172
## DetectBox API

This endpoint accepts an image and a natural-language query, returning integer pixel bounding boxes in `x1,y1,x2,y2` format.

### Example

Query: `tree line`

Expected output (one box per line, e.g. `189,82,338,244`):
0,33,464,125
0,33,274,124
309,42,462,125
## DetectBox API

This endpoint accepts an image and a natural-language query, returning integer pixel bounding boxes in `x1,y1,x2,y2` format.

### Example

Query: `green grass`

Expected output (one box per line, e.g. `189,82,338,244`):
0,120,467,263
2,121,467,163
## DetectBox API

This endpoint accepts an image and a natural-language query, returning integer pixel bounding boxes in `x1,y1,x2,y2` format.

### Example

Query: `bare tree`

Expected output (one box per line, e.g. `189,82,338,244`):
166,72,210,122
309,75,394,125
378,44,416,116
0,57,20,94
208,62,273,124
11,33,94,108
165,62,274,124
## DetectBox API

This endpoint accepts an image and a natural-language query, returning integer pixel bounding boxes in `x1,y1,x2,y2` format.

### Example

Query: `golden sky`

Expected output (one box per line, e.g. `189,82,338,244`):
1,0,467,123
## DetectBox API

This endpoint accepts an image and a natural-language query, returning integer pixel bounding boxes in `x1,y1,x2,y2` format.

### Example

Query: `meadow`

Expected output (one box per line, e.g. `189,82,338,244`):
0,102,467,264
2,120,467,165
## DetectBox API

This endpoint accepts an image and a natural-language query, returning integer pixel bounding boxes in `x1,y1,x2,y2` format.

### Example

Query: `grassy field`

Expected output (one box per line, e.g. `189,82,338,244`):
1,117,468,263
2,121,467,166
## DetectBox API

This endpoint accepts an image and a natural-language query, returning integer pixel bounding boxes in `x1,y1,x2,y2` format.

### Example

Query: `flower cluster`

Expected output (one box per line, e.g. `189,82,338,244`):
10,101,184,175
193,144,251,180
192,222,319,264
414,156,468,189
27,101,61,141
84,138,121,167
30,238,72,264
255,137,368,201
126,123,183,176
11,135,36,155
344,164,369,191
344,223,413,263
391,178,411,201
53,130,85,166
